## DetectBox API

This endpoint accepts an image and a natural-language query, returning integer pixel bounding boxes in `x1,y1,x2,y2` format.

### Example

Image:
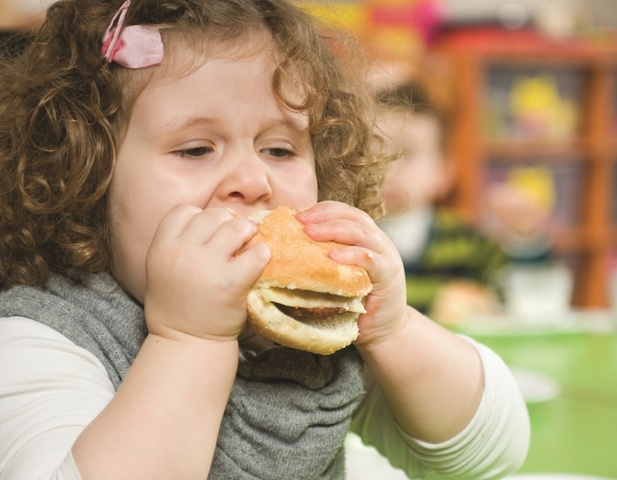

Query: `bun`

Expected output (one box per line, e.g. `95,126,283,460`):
246,206,372,297
245,206,372,355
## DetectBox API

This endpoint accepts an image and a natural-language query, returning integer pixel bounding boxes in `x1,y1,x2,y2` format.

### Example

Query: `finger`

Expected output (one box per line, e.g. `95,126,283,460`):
304,216,404,289
296,201,373,227
200,217,261,259
327,245,381,274
154,203,204,239
297,202,382,249
303,216,388,254
328,244,404,295
181,207,236,244
230,241,271,282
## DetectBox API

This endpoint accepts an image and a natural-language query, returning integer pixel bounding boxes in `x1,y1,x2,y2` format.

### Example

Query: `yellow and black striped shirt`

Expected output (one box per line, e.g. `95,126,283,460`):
403,209,508,314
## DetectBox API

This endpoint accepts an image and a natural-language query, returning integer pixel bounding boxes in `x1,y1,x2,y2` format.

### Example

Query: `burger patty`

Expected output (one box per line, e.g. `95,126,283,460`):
275,303,349,320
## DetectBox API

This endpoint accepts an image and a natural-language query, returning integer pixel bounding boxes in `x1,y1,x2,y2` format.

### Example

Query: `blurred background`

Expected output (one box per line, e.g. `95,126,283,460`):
2,0,617,478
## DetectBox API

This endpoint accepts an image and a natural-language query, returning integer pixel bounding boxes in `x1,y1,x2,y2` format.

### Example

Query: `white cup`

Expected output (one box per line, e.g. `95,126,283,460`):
503,262,573,320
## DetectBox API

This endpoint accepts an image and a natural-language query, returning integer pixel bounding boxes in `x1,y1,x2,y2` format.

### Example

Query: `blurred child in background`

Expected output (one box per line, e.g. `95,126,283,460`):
375,81,552,324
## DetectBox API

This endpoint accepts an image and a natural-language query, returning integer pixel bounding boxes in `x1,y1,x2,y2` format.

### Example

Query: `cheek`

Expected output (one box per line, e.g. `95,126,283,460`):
301,173,319,205
107,177,167,302
277,162,318,207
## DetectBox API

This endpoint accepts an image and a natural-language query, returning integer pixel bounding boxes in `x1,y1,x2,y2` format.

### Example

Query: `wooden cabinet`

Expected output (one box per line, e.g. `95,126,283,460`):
430,29,617,308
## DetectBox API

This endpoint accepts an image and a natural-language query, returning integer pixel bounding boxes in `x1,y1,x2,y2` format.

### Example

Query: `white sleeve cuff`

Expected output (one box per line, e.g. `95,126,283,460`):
350,335,530,479
397,336,530,479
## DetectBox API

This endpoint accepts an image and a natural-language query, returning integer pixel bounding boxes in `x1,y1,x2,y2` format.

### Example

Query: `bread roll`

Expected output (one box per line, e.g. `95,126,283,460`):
245,206,372,355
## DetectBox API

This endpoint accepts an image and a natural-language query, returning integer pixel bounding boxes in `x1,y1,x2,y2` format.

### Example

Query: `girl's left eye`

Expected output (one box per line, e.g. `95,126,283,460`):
174,146,212,158
263,147,295,159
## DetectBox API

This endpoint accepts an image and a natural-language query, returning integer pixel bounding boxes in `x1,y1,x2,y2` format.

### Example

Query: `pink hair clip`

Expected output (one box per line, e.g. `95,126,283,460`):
102,0,163,69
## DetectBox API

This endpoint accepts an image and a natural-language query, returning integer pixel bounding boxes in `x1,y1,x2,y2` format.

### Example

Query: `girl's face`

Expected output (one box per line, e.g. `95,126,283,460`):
108,42,318,303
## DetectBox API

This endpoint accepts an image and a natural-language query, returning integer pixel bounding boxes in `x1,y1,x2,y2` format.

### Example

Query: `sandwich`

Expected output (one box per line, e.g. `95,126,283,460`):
245,206,372,355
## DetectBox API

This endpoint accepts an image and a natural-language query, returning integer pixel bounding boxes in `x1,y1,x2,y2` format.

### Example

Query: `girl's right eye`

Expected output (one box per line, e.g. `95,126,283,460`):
173,145,213,158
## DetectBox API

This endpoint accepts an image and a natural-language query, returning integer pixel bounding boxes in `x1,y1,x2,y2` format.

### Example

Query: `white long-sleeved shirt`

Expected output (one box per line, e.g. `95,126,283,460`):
0,316,529,479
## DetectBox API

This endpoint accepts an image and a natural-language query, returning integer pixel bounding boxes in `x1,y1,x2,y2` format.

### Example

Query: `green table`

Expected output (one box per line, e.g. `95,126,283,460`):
461,320,617,478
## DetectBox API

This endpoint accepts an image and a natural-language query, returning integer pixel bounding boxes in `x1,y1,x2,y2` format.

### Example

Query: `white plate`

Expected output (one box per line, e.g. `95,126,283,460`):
510,367,561,403
509,474,616,479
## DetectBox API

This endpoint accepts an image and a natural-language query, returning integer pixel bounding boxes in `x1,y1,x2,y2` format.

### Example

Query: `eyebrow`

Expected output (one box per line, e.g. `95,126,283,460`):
158,113,309,136
157,116,219,135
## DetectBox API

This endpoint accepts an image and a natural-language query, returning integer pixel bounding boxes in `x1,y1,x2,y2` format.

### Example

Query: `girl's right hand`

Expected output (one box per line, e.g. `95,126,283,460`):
143,205,270,342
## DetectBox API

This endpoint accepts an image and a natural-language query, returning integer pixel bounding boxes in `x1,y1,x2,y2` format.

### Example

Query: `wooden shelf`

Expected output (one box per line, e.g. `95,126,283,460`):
432,30,617,308
482,139,587,158
551,227,586,253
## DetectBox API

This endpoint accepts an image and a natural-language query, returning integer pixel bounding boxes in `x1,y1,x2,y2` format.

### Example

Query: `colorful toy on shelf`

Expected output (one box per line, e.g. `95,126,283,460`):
509,73,579,139
505,165,556,215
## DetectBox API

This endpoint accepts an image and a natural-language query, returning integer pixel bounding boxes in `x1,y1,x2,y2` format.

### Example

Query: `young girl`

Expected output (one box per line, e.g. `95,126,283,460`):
0,1,529,478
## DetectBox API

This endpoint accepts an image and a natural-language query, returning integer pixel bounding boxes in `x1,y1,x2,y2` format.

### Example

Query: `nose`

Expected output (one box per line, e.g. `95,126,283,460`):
216,148,273,205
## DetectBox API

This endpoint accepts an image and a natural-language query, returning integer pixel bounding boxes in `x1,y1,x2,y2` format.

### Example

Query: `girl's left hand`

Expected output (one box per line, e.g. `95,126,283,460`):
296,201,408,349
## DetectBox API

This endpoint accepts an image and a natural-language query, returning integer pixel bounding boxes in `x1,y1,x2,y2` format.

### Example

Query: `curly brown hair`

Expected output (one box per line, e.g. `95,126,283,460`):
0,0,385,291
